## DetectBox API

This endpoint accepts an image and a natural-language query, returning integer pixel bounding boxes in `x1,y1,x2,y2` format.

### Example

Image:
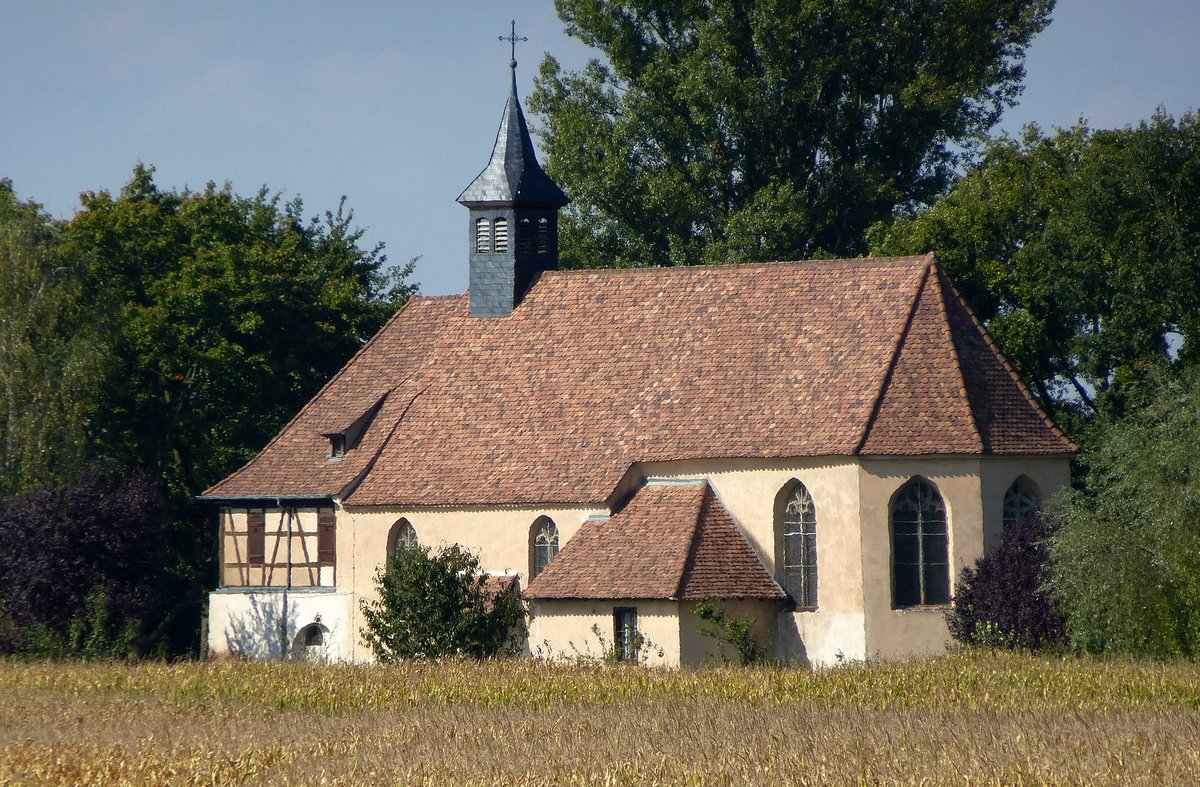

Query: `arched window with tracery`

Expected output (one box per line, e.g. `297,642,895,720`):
778,481,818,609
1002,476,1040,531
387,518,419,561
891,479,950,607
530,516,559,579
475,217,492,253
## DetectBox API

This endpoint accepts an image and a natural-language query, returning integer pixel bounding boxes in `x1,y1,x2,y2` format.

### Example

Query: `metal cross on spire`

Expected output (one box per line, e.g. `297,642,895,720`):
499,20,528,68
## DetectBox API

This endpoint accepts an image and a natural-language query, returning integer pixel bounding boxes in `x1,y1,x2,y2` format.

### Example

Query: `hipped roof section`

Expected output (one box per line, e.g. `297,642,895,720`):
523,481,786,601
203,255,1075,505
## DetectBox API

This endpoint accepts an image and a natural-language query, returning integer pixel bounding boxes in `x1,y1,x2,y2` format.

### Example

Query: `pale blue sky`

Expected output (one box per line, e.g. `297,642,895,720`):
2,1,1197,296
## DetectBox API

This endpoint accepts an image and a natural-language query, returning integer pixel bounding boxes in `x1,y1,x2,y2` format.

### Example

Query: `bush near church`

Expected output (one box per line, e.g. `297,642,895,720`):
360,542,526,661
947,513,1067,651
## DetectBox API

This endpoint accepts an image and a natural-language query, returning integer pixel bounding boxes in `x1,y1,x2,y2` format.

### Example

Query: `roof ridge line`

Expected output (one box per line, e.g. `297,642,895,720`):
535,255,931,280
203,299,418,496
940,271,1078,452
933,264,984,452
671,482,711,600
853,258,933,455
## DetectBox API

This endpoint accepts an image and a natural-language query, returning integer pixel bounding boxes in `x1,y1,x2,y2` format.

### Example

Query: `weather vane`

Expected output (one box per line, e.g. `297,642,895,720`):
499,20,528,68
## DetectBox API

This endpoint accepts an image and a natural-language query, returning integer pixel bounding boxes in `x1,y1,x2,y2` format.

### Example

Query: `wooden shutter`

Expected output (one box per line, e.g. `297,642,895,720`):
247,511,265,564
318,510,336,564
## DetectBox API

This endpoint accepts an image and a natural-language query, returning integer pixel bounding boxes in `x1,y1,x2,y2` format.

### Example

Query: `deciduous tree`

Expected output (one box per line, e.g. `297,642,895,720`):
871,113,1200,427
531,0,1053,268
1048,369,1200,658
0,181,101,498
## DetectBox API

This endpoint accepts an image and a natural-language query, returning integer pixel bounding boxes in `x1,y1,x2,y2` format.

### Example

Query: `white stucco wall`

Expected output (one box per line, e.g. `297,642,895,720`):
208,588,353,662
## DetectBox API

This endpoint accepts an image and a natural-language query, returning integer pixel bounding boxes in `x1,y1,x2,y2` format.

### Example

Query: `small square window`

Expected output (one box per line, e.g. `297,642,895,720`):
329,434,346,459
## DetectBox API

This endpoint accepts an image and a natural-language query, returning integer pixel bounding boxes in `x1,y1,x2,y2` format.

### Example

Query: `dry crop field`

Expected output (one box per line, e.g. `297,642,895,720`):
0,651,1198,785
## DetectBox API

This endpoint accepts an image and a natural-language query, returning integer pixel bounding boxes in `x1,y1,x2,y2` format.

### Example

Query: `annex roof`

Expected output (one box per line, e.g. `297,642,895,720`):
523,481,786,601
203,254,1074,506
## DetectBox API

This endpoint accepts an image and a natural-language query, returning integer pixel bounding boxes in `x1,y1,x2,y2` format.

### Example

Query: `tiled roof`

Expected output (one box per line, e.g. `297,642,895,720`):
523,481,785,601
203,254,1075,505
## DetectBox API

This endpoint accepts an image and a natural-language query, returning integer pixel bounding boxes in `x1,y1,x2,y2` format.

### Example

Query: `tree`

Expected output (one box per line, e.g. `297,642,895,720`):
946,514,1066,650
530,0,1053,268
1048,369,1200,658
0,471,168,657
871,113,1200,427
0,181,102,499
360,542,526,661
65,165,416,500
0,166,416,655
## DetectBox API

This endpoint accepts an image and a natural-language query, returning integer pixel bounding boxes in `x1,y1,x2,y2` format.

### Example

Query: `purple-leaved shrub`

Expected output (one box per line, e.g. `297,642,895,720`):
947,513,1067,650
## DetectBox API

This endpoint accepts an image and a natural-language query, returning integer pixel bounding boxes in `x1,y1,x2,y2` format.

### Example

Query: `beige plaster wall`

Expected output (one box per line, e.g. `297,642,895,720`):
340,504,603,661
980,457,1072,550
639,458,867,664
529,599,681,667
678,599,778,667
856,455,1072,659
857,457,979,658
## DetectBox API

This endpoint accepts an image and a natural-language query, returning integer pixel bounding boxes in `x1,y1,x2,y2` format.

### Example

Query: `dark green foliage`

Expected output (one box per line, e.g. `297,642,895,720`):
0,471,167,657
693,599,767,665
531,0,1053,268
0,169,415,656
1049,369,1200,658
0,180,101,498
65,164,415,500
360,543,526,661
947,514,1066,650
871,113,1200,427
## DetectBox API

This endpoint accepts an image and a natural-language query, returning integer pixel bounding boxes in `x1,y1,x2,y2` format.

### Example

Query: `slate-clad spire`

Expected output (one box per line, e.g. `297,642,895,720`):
458,33,569,318
456,68,568,209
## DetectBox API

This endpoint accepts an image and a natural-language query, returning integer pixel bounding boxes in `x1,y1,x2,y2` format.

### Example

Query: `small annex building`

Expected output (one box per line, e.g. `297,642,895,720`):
202,60,1075,666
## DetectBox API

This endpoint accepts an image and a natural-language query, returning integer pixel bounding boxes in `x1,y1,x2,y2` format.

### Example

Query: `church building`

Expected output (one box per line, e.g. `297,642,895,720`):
202,58,1075,666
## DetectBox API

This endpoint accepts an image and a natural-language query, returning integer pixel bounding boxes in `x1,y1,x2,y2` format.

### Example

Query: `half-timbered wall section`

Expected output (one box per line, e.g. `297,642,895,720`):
220,507,336,588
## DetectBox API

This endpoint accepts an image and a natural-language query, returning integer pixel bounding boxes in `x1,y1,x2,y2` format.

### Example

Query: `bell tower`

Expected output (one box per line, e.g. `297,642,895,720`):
456,22,569,317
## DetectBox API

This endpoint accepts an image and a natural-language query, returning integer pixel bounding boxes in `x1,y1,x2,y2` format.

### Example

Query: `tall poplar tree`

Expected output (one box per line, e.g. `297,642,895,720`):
530,0,1054,268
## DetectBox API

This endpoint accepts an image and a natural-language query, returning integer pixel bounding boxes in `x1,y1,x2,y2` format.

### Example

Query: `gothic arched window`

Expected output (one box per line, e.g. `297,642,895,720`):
387,518,419,561
536,216,550,254
891,479,950,607
1002,476,1041,531
530,516,559,579
778,481,818,609
475,217,492,253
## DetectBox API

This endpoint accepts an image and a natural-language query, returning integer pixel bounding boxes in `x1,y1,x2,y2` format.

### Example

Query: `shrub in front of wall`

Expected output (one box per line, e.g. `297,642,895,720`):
947,513,1067,651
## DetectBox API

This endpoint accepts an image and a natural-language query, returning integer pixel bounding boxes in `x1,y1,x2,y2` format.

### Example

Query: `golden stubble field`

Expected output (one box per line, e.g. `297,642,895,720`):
0,651,1198,785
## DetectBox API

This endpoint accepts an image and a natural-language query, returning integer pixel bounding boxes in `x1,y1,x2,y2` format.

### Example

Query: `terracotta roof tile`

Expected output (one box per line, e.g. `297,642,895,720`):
524,481,784,601
204,255,1074,504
